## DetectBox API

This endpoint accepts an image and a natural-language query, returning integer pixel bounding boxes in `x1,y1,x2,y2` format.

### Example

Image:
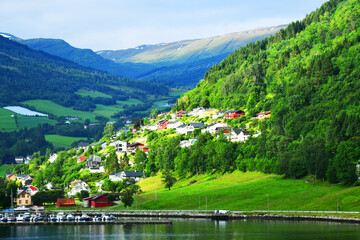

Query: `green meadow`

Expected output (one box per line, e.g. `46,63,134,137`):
45,135,88,149
0,165,11,177
76,89,112,99
116,171,360,212
0,108,57,131
116,98,144,106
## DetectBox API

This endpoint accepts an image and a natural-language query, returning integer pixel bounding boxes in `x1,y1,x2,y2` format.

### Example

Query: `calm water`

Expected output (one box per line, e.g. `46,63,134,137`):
1,219,360,240
3,106,48,117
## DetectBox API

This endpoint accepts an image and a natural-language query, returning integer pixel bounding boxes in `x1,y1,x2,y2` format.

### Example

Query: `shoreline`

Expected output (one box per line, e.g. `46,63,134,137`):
50,211,360,224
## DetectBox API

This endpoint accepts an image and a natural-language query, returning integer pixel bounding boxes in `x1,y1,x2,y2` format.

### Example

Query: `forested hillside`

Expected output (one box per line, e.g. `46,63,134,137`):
0,36,168,110
174,0,360,184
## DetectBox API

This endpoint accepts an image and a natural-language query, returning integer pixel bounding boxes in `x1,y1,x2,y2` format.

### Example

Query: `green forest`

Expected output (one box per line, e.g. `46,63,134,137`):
172,0,360,184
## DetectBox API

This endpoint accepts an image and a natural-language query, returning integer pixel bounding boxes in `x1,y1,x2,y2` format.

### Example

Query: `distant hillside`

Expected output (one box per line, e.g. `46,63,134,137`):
4,26,283,87
0,35,168,110
175,0,360,184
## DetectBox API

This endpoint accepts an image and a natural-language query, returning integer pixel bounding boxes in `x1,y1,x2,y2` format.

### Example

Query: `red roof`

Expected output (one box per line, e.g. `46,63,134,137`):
77,155,87,162
30,186,38,191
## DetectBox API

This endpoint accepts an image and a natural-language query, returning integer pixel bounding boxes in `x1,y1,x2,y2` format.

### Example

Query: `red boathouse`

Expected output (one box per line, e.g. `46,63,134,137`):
57,198,75,207
83,194,114,208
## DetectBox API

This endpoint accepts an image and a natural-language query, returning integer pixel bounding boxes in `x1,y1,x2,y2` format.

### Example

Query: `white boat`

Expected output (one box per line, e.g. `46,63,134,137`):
92,215,102,222
16,213,30,222
102,214,115,221
80,214,91,221
49,214,57,222
6,213,16,222
56,212,66,221
66,213,75,221
0,214,7,222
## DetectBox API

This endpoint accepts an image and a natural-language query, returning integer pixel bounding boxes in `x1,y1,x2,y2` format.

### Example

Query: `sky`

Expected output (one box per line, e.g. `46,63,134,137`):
0,0,328,51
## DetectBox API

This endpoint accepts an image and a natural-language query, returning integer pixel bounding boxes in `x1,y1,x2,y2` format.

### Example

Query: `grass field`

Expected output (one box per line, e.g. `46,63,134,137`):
0,108,17,131
76,89,112,99
45,135,88,149
116,98,143,106
0,165,11,177
114,171,360,212
0,108,57,131
94,104,123,118
169,89,186,97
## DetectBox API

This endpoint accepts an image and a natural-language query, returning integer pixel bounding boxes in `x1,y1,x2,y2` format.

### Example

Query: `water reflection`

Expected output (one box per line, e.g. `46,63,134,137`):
1,219,359,240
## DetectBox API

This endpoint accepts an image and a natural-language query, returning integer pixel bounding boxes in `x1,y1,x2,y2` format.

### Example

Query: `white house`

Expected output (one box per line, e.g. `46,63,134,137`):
188,107,205,117
167,121,184,129
142,125,158,131
109,140,128,152
230,129,250,142
176,123,205,135
202,123,228,134
48,153,58,163
68,180,91,197
180,139,197,148
109,171,143,182
85,155,105,173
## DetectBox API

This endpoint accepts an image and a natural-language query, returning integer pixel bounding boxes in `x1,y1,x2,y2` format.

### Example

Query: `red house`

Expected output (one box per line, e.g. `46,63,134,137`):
57,198,75,207
83,194,114,208
158,120,168,129
225,110,246,119
176,111,188,117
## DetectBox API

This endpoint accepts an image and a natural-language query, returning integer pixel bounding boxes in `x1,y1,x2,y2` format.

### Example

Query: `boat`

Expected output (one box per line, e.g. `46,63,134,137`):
56,212,66,221
16,213,31,222
49,214,57,222
92,215,102,222
102,214,115,221
81,214,91,221
6,213,16,222
66,213,75,221
0,214,7,222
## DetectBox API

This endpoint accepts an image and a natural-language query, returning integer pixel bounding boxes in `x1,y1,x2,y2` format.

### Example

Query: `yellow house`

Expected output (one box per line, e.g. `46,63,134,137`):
17,190,32,206
202,109,219,118
7,173,16,181
256,111,271,120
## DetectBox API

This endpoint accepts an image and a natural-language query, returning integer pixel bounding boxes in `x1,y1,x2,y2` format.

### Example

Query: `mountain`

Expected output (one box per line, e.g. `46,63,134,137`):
4,26,283,87
0,35,168,110
175,0,360,184
97,26,285,65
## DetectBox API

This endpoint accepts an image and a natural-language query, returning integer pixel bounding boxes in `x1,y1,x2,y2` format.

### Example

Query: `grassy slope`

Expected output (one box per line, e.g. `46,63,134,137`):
119,171,360,212
45,135,88,149
0,107,57,131
0,165,11,176
76,89,112,98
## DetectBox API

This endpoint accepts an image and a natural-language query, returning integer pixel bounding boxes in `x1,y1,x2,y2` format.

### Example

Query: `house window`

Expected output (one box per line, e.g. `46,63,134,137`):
19,200,22,204
25,200,28,204
22,194,25,198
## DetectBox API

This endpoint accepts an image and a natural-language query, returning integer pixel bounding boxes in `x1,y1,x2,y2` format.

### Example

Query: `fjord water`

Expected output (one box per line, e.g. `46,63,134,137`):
1,219,360,240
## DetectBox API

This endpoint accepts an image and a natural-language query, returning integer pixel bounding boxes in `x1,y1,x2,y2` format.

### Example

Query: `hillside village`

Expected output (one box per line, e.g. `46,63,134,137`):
4,107,271,209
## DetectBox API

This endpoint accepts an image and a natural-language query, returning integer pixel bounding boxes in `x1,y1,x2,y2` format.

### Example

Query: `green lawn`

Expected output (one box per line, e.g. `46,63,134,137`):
76,89,112,99
94,104,123,118
0,108,57,131
116,98,143,106
169,89,186,97
0,165,12,177
45,135,88,149
0,108,17,131
115,171,360,212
